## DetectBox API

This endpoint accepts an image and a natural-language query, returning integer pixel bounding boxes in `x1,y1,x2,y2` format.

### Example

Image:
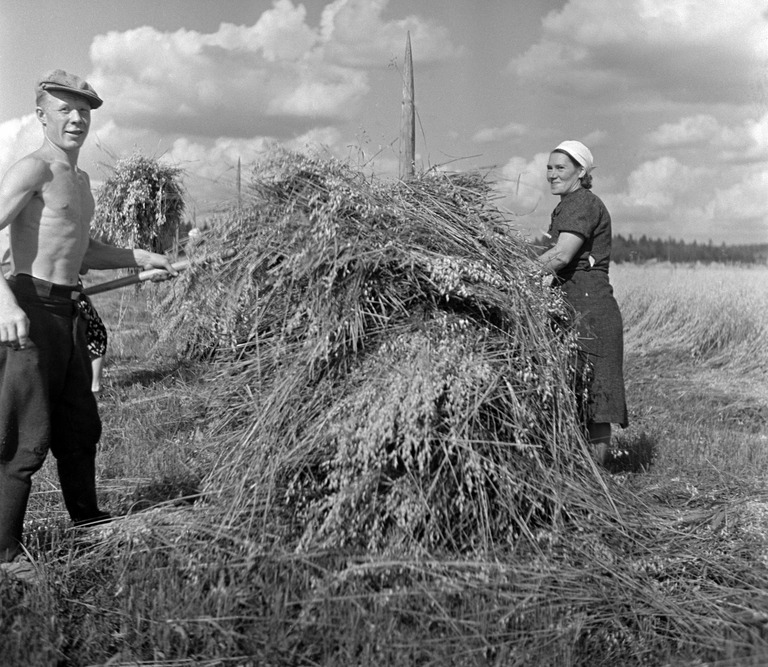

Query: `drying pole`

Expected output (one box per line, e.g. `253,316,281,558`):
237,156,242,211
399,31,415,181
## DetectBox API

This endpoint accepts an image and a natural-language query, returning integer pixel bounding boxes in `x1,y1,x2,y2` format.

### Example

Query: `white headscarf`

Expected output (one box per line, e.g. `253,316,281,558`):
554,140,594,173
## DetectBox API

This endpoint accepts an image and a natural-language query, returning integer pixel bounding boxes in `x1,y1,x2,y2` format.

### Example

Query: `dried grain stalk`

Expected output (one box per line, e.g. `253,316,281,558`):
92,152,185,252
153,149,600,553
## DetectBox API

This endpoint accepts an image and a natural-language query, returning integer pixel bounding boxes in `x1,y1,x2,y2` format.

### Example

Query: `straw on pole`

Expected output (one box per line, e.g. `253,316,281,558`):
399,32,415,180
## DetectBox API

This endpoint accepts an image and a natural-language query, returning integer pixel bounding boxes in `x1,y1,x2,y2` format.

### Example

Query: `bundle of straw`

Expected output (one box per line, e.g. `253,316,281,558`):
92,152,185,253
154,149,603,553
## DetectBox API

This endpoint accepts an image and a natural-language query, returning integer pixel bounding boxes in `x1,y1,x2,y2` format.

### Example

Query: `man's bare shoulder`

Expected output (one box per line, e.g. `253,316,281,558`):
1,152,52,193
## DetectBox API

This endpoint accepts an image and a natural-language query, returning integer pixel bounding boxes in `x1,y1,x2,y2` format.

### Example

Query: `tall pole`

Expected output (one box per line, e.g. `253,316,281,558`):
236,156,242,210
399,32,415,180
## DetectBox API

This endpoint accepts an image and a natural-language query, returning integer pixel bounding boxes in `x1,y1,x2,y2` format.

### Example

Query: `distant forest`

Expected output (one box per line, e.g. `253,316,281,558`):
533,234,768,265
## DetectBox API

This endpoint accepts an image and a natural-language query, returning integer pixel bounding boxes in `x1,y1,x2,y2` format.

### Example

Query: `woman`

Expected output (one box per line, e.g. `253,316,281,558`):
76,275,108,393
78,290,108,393
538,140,628,464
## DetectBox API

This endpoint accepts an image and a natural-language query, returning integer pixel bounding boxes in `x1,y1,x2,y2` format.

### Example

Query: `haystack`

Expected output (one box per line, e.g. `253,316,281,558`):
154,149,606,554
92,152,185,253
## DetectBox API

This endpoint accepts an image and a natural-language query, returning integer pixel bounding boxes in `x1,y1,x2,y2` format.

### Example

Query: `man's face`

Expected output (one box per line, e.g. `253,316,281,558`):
36,91,92,152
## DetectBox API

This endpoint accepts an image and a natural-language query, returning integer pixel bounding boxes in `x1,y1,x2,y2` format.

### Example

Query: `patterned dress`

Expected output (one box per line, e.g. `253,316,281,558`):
75,282,108,360
548,188,628,427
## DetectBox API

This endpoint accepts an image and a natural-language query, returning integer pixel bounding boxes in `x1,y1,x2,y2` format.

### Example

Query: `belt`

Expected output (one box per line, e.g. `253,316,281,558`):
9,274,82,300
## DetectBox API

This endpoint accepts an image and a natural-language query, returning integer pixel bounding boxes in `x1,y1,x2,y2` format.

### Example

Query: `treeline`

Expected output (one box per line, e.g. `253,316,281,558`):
533,234,768,265
611,235,768,264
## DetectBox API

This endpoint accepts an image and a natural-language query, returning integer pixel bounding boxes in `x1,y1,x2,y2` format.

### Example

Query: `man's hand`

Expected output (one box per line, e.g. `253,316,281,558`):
135,250,180,278
0,300,30,350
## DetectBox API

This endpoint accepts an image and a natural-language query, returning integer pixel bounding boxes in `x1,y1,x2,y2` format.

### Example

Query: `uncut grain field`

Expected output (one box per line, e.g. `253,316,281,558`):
1,162,767,664
613,262,768,476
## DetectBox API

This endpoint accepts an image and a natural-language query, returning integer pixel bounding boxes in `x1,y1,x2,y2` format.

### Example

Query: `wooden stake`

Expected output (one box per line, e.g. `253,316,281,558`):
237,156,242,210
399,31,415,180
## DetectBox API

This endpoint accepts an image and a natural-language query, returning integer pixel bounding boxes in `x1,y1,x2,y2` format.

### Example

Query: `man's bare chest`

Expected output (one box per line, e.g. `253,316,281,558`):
39,169,94,223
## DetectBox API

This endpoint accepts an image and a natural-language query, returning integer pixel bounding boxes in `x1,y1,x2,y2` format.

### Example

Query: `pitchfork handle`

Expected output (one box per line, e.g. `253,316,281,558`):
83,259,190,296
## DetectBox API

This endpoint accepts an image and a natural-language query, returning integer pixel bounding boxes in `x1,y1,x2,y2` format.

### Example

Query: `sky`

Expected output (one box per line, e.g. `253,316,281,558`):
0,0,766,245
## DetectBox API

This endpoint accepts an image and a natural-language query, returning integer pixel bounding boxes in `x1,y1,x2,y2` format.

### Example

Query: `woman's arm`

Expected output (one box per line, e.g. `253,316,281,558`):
537,232,584,275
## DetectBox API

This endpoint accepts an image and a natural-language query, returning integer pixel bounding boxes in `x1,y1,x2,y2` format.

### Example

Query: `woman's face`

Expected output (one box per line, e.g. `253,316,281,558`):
547,151,584,196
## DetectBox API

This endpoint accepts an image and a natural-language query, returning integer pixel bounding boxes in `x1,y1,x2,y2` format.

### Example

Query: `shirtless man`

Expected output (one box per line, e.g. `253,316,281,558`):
0,70,177,578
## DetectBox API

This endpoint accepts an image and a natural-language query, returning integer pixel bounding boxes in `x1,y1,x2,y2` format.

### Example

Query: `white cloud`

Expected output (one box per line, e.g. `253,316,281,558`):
496,152,550,216
512,0,768,104
579,130,608,148
712,169,768,222
89,26,368,136
603,153,768,243
645,111,768,162
472,122,527,144
162,126,348,211
286,126,343,152
166,126,343,179
220,0,318,61
319,0,460,67
646,114,721,148
491,146,766,244
494,145,620,235
622,156,711,210
718,112,768,163
170,136,272,183
159,125,346,212
646,113,768,161
0,114,40,178
85,0,457,139
0,1,459,224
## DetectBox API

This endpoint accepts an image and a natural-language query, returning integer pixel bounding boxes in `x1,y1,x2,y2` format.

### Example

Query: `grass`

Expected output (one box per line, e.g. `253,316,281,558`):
0,269,765,666
2,194,768,663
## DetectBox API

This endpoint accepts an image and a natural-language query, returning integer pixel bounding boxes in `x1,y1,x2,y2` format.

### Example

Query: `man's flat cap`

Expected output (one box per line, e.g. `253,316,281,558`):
36,69,103,109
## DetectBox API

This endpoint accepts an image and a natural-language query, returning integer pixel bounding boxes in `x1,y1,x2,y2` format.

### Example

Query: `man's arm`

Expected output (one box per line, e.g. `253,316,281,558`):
0,157,44,233
82,238,179,275
0,158,48,349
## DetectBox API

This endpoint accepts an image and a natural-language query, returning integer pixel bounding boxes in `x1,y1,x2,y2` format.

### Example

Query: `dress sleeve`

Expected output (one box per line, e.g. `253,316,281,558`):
555,192,598,239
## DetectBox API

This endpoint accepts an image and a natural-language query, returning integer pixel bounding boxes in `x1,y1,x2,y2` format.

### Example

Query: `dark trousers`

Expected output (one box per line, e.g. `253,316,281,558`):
0,275,103,561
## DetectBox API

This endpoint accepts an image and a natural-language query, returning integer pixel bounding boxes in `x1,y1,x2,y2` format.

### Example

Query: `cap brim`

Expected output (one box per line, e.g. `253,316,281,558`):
40,83,103,109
